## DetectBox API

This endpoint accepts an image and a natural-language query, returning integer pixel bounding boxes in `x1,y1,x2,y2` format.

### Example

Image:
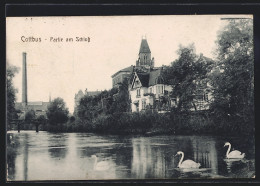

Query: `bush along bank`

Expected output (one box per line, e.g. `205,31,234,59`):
45,110,254,137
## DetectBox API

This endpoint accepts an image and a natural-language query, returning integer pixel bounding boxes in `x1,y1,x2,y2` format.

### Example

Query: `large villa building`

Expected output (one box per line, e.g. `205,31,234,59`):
112,37,211,113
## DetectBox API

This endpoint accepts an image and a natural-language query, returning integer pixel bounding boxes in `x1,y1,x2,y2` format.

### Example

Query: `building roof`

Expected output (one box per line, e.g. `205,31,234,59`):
111,65,134,78
139,39,151,54
15,102,50,111
148,69,161,86
137,73,150,87
133,68,165,88
148,69,165,86
75,90,84,98
86,91,101,97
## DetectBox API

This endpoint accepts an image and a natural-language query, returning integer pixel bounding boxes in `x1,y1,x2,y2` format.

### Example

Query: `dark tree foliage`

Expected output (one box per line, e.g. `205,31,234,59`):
25,110,36,121
6,64,19,126
107,78,131,114
209,19,254,134
162,44,213,111
47,97,69,125
36,115,47,125
75,78,130,125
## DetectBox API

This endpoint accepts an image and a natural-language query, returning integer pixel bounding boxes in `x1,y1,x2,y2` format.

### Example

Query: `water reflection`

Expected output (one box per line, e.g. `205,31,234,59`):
7,133,20,180
48,134,68,159
190,136,218,175
131,136,221,179
6,131,255,180
23,133,29,181
131,138,169,178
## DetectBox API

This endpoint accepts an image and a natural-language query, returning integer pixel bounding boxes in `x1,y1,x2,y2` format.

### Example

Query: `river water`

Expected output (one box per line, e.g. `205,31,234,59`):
6,131,255,181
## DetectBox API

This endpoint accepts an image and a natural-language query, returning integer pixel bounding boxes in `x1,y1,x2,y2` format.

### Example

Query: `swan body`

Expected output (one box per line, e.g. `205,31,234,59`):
175,151,201,169
91,155,110,171
224,142,245,159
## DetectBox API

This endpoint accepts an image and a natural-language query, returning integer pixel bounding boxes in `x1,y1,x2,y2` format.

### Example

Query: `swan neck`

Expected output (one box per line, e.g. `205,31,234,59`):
226,144,231,157
178,152,184,167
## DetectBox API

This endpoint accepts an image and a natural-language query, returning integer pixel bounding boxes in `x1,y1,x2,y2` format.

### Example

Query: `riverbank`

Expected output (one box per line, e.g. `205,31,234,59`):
36,110,254,137
9,110,254,137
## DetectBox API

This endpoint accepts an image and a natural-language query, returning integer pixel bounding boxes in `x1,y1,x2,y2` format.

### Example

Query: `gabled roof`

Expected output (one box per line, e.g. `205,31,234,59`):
131,68,166,89
148,69,161,86
137,73,150,87
139,39,151,54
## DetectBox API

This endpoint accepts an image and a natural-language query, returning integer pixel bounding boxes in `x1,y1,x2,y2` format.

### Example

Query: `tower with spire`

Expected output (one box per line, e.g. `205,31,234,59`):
136,36,154,68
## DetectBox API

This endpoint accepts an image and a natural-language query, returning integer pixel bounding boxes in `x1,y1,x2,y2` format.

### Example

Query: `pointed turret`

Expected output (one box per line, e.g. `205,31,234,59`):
136,37,154,68
139,38,151,54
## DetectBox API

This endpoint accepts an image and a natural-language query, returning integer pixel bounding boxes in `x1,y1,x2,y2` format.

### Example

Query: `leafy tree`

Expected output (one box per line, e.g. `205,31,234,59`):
69,116,75,122
46,97,69,125
6,63,19,127
163,44,213,111
25,109,36,121
77,95,102,122
108,78,130,114
36,114,47,124
210,19,254,133
75,78,130,125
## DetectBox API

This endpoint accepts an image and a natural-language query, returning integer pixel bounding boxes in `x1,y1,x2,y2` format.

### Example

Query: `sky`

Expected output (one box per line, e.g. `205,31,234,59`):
6,15,252,113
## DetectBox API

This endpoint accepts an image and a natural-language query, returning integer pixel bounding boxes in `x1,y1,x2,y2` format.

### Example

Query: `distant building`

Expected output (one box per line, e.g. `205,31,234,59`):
74,88,101,113
15,52,50,118
191,79,212,111
111,65,134,88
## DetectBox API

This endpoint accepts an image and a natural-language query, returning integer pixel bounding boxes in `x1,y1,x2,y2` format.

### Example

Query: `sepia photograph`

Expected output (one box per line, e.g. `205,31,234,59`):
6,15,255,181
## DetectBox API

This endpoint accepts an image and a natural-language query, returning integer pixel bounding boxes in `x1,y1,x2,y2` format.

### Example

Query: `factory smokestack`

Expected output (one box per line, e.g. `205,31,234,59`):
22,52,28,105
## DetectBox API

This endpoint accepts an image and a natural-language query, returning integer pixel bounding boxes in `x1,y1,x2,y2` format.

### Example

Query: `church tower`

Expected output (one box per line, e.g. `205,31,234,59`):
136,37,154,68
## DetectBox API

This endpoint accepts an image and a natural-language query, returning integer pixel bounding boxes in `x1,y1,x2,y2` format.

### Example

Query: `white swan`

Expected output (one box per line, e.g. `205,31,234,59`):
224,142,245,159
175,151,201,169
91,155,110,171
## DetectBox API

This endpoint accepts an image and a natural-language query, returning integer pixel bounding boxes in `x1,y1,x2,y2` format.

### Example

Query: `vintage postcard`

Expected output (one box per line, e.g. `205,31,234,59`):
6,15,255,181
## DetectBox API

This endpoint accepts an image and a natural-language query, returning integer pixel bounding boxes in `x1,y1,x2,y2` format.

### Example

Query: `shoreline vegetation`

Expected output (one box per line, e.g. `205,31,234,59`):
9,109,254,137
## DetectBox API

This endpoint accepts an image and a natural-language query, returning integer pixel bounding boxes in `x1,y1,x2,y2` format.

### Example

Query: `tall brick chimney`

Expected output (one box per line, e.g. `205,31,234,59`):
22,52,28,106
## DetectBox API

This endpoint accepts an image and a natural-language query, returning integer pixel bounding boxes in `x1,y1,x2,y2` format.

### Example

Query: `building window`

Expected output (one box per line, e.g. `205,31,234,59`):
150,87,152,93
204,93,208,101
137,89,141,97
196,95,204,101
135,80,140,87
142,100,146,110
195,93,208,102
156,85,163,94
